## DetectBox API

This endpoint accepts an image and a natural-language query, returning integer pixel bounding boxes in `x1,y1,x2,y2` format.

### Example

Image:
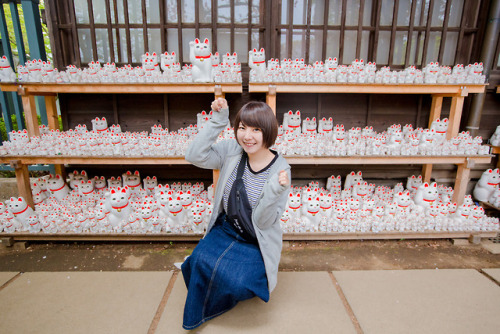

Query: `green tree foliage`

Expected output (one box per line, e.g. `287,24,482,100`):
1,0,52,67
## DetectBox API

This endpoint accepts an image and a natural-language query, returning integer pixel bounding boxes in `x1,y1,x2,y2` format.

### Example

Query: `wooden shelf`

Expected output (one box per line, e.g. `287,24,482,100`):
0,155,491,166
0,82,494,241
1,82,243,94
0,231,496,242
249,83,486,95
284,155,492,165
0,156,188,165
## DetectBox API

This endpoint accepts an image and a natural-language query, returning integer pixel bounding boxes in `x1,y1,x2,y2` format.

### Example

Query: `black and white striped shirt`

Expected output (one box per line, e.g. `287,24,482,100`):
223,152,278,212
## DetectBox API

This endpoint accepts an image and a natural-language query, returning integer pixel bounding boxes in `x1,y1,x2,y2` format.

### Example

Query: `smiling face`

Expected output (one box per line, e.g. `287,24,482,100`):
236,122,267,155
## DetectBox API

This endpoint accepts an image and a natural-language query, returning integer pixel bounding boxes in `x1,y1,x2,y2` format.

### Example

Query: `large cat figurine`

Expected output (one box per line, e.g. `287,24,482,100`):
189,38,212,82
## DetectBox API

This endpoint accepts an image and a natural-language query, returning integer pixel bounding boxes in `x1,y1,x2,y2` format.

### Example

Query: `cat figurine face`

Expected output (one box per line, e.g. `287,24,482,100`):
283,110,301,133
318,117,333,135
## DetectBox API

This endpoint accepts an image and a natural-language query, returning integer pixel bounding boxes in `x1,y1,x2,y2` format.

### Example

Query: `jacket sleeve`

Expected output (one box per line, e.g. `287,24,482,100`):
185,107,231,170
253,167,292,230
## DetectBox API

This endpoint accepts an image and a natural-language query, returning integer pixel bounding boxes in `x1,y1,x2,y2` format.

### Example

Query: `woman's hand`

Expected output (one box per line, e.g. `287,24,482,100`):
211,98,228,112
278,170,289,186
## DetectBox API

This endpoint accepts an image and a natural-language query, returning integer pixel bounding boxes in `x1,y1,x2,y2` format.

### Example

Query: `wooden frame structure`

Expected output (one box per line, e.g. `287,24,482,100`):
0,80,495,241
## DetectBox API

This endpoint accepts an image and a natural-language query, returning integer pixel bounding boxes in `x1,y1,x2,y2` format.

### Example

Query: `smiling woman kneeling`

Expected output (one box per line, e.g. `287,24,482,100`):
181,98,291,330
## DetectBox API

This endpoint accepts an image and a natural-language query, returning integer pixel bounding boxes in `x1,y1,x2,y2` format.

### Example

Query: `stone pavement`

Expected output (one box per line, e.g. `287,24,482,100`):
0,269,499,334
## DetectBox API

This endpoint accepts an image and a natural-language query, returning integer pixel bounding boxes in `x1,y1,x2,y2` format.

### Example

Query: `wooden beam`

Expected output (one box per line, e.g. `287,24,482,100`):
267,84,277,114
429,95,443,128
452,163,470,205
447,95,465,139
20,94,40,137
10,160,34,209
422,164,433,184
44,95,59,130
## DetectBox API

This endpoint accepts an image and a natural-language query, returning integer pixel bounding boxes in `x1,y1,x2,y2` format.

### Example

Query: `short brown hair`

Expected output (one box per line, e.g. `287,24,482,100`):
234,101,278,148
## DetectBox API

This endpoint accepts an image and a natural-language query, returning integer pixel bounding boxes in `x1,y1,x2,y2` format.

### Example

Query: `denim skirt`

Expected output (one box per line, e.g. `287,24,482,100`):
181,215,269,330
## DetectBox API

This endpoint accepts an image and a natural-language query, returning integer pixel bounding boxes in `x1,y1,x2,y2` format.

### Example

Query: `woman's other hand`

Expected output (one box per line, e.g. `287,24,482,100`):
278,170,289,186
211,98,228,112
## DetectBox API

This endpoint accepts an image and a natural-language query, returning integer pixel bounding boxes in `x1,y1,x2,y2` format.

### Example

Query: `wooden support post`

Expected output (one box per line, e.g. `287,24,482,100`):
452,163,470,205
422,164,433,184
10,160,34,209
44,95,59,130
214,85,224,99
18,86,40,137
267,85,277,114
428,95,443,128
213,169,220,189
447,95,464,140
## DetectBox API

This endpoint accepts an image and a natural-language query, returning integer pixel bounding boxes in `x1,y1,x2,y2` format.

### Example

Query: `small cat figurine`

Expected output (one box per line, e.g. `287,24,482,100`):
189,38,212,82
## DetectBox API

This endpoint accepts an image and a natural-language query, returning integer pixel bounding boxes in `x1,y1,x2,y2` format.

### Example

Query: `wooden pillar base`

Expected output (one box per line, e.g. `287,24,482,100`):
10,160,34,209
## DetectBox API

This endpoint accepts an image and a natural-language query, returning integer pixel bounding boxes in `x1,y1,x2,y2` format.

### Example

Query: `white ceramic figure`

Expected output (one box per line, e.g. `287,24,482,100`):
165,195,186,230
68,170,88,190
248,48,266,80
160,52,177,72
8,197,35,230
344,171,363,190
423,62,439,83
351,181,370,202
122,170,142,192
78,179,95,199
286,192,302,220
318,117,334,136
326,175,342,192
489,125,500,147
92,117,108,133
189,38,212,82
93,176,107,193
26,59,43,82
16,65,30,82
46,174,70,201
430,118,449,144
0,56,17,82
406,175,423,193
301,196,321,231
107,176,122,188
488,187,500,208
318,193,333,218
414,182,439,207
142,176,158,195
394,190,413,213
106,186,131,228
189,210,205,233
283,110,301,134
302,117,317,134
473,168,500,202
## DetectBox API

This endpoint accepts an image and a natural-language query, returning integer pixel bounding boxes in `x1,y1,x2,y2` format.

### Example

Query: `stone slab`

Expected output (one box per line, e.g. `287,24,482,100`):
482,268,500,284
334,269,500,334
0,271,172,334
156,271,356,333
0,272,19,286
481,240,500,254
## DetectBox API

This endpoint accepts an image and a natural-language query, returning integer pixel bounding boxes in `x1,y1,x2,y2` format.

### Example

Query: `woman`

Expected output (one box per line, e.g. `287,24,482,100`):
182,98,291,329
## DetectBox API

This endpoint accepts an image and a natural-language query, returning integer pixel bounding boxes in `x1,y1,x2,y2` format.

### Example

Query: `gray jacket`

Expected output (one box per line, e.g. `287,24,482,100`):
185,107,291,292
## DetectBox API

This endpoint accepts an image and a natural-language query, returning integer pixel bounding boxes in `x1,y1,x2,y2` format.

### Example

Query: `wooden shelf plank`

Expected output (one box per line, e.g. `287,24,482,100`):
10,83,242,94
1,231,496,242
0,83,19,92
284,155,491,165
249,83,486,95
0,155,491,166
0,156,188,165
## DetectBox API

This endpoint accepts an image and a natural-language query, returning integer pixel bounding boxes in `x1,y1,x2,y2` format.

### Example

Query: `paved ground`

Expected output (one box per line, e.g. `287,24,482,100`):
1,239,500,272
1,239,499,333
